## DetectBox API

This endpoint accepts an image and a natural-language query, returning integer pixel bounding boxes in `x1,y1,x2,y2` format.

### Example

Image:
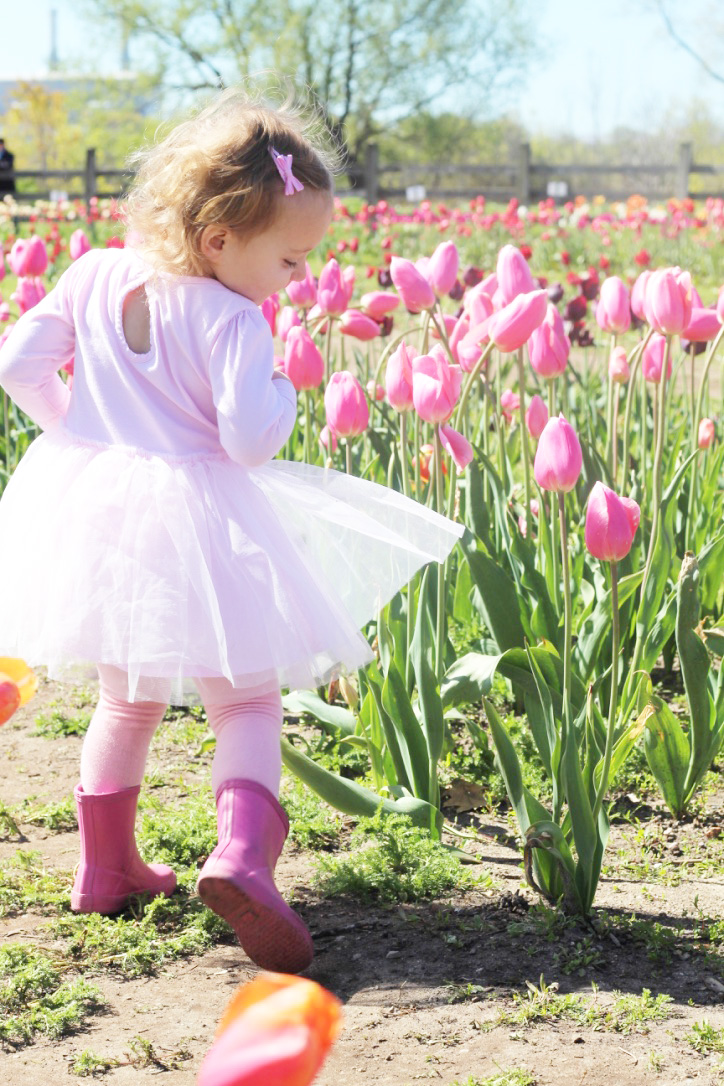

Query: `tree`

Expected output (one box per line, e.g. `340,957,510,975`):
81,0,535,171
653,0,724,86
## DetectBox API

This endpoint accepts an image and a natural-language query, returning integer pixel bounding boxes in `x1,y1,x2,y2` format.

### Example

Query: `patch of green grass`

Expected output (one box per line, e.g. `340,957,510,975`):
553,935,606,976
0,849,70,917
0,944,105,1047
444,981,488,1003
156,704,209,749
449,1073,536,1086
497,976,589,1028
34,707,92,738
136,793,218,870
0,801,23,840
497,977,673,1035
601,989,674,1034
13,795,77,832
313,810,483,903
125,1035,193,1070
686,1020,724,1054
281,777,343,850
70,1049,121,1076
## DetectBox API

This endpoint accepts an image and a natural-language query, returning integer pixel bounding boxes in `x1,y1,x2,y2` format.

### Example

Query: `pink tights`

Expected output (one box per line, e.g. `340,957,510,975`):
80,667,283,797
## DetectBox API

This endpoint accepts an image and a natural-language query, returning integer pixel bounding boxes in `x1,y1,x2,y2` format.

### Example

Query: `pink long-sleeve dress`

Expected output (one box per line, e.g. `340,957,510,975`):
0,247,462,703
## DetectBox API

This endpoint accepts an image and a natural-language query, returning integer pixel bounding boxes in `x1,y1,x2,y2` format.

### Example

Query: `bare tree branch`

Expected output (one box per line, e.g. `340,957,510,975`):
655,0,724,85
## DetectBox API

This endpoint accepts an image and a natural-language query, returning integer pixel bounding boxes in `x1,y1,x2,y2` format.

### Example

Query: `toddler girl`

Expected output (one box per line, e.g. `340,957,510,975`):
0,90,462,974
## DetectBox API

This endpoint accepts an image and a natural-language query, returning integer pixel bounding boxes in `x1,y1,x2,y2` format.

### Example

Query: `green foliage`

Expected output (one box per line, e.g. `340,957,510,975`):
33,707,92,738
313,810,481,903
13,795,77,832
70,1050,121,1076
0,849,70,916
281,778,343,849
449,1072,536,1086
0,944,105,1046
686,1020,724,1054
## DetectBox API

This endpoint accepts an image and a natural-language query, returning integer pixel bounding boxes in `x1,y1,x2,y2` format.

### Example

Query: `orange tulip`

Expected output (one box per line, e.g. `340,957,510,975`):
197,972,342,1086
0,658,37,707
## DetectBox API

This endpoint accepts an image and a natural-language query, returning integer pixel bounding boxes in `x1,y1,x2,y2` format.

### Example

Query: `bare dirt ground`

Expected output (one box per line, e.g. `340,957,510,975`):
1,675,723,1086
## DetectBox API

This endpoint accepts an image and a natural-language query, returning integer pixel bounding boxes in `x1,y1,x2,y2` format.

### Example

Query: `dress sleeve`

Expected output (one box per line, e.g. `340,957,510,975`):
208,308,297,467
0,265,77,430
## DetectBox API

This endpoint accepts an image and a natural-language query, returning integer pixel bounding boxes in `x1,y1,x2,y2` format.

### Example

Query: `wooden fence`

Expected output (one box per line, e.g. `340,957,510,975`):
4,142,724,207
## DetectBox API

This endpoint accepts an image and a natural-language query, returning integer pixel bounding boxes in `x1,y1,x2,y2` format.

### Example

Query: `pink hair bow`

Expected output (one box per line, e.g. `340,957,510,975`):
269,146,305,196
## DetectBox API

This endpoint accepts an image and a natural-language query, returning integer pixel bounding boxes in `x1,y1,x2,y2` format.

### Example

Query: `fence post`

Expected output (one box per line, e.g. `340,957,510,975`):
364,142,379,205
516,142,531,204
676,142,692,200
84,148,97,207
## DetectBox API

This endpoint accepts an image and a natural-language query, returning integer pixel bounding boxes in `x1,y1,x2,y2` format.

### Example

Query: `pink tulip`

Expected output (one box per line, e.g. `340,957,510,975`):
7,239,28,277
526,394,548,439
11,277,45,316
319,424,338,453
411,353,462,424
390,257,436,313
342,265,355,307
0,301,9,323
608,346,630,384
533,414,582,493
385,341,415,412
286,263,317,309
717,285,724,325
595,276,631,334
365,379,385,402
466,283,495,327
487,289,548,354
630,269,652,321
644,267,693,335
448,314,470,367
317,259,348,317
478,272,498,299
277,305,301,343
283,326,324,390
439,424,473,471
528,303,570,377
683,307,721,342
69,228,91,261
0,252,5,282
24,235,49,277
641,333,672,383
359,291,399,320
324,371,369,437
500,388,520,423
260,294,280,336
0,324,15,351
427,241,459,297
339,309,379,341
496,244,535,306
585,482,640,562
518,499,539,538
698,417,716,448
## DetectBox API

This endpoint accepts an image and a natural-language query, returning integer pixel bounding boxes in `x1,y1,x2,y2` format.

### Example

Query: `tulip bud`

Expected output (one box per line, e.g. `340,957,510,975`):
487,289,548,354
644,267,693,335
698,417,716,448
608,346,630,384
438,424,473,471
339,309,380,341
286,262,317,309
683,308,721,343
390,257,436,313
260,294,279,336
500,388,520,423
427,240,459,297
385,341,415,413
324,371,369,437
359,291,399,321
317,258,348,317
584,481,640,562
277,305,301,342
641,333,672,384
528,303,570,377
496,244,535,305
69,229,91,261
283,326,324,390
595,275,631,334
533,414,582,493
319,424,338,453
526,394,548,439
411,353,462,424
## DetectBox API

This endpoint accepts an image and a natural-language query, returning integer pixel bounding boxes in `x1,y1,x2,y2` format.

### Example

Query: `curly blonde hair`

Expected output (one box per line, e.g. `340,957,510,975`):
124,88,337,277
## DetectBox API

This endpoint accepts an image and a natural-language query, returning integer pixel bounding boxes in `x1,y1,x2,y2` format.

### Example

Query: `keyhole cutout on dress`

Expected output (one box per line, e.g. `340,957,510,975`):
122,286,151,354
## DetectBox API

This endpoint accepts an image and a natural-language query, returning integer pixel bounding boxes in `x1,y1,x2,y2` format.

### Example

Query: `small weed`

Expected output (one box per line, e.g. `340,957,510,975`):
497,976,588,1028
136,793,218,869
0,801,23,840
602,989,674,1034
0,849,70,916
553,935,605,976
126,1035,193,1070
449,1070,536,1086
444,981,488,1003
70,1049,121,1076
34,707,92,738
13,795,77,832
647,1050,665,1072
0,944,105,1047
313,810,482,903
686,1020,724,1054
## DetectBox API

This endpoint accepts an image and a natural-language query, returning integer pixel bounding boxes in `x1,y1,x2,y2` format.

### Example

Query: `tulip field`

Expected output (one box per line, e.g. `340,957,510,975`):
0,193,723,1085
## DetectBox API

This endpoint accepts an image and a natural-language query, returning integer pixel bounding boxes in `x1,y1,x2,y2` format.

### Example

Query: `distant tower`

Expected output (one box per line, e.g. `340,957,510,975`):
49,8,59,71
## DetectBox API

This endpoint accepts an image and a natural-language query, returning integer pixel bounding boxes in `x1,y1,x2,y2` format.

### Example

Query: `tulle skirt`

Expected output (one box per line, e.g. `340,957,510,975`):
0,428,463,704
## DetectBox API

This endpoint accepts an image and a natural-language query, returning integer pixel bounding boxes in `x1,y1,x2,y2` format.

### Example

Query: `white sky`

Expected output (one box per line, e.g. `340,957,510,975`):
2,0,723,140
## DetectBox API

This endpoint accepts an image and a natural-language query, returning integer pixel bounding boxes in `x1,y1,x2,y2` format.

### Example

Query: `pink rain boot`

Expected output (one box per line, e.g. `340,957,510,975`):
197,779,314,974
70,784,177,914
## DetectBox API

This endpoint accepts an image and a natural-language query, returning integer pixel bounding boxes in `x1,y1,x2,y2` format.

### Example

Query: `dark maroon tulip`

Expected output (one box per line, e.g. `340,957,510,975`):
580,271,600,301
462,265,483,287
377,268,392,288
564,295,588,322
379,315,394,337
448,279,465,301
680,338,707,356
547,282,564,305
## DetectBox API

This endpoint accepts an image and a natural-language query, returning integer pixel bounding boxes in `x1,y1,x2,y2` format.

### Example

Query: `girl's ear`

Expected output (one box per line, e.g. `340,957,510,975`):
199,224,228,264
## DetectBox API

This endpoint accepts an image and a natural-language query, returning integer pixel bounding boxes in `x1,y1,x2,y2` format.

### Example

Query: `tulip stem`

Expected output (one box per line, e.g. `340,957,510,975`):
433,427,446,682
558,491,573,719
686,324,724,550
453,340,495,431
547,382,560,611
432,305,454,365
605,334,616,477
611,387,620,483
414,411,421,499
303,390,313,465
619,350,642,492
345,439,352,475
592,560,620,823
516,347,532,537
324,321,334,384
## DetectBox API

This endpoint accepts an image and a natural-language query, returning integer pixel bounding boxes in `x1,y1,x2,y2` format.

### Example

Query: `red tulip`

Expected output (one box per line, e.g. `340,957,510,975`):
533,414,582,493
283,326,324,390
585,482,640,562
324,372,369,437
197,972,342,1086
390,257,436,313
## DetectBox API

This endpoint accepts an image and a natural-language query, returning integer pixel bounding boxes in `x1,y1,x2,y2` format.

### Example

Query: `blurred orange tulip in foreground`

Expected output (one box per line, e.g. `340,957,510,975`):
197,972,342,1086
0,658,37,724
